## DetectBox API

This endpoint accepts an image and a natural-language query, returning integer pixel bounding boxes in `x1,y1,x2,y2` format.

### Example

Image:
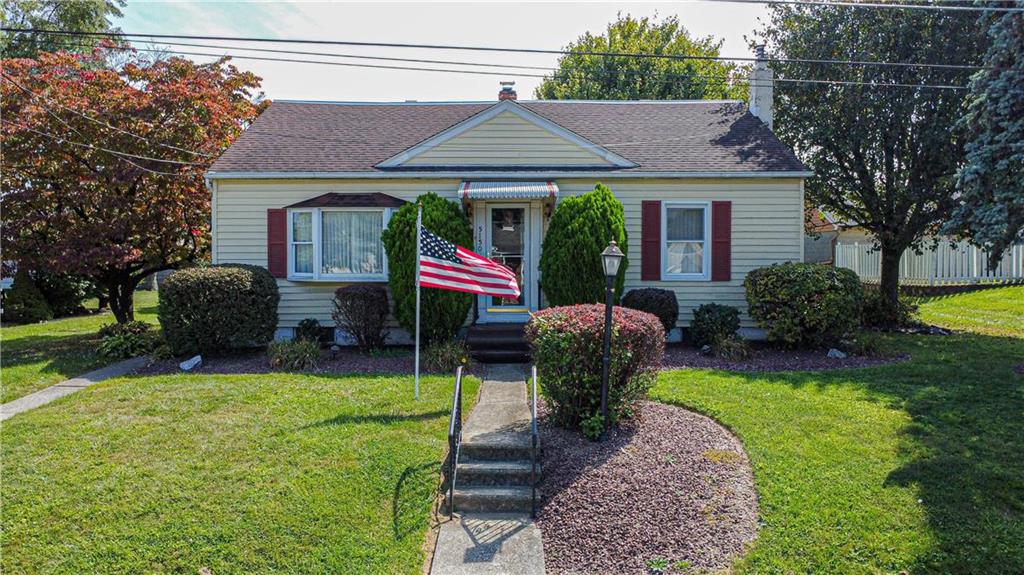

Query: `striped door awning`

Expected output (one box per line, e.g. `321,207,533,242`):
458,181,559,200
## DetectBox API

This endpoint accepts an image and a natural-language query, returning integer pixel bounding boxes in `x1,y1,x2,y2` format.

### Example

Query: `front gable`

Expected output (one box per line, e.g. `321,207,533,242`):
376,101,637,169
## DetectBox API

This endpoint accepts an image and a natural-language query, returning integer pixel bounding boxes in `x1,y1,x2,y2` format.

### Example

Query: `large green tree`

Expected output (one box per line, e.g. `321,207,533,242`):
536,14,745,100
1,0,125,58
944,2,1024,266
759,4,986,309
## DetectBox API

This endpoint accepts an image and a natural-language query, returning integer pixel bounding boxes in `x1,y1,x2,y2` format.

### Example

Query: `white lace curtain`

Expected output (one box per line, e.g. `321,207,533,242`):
321,211,383,275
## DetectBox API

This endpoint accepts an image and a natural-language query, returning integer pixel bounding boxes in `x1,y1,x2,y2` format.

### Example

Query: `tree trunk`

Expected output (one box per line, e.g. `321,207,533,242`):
107,279,136,323
879,243,903,308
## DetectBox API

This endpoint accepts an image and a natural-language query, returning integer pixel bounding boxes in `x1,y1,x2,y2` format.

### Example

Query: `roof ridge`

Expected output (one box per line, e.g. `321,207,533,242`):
273,99,745,106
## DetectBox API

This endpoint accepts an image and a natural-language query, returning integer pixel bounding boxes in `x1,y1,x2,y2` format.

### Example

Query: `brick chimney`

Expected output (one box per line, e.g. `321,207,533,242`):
748,45,774,129
498,81,517,101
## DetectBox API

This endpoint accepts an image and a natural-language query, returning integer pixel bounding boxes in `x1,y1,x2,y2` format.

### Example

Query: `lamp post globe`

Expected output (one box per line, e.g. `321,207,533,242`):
599,240,624,442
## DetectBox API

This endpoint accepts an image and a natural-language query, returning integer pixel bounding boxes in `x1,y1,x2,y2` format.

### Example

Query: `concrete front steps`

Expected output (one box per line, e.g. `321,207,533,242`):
466,323,531,364
447,364,540,515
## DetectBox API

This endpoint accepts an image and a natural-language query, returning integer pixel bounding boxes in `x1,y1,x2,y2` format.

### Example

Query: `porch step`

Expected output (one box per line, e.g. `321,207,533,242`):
451,485,534,513
458,459,539,487
461,438,535,462
466,323,530,363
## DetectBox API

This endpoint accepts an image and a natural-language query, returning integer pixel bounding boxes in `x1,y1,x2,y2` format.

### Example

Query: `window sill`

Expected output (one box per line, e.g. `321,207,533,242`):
661,274,710,282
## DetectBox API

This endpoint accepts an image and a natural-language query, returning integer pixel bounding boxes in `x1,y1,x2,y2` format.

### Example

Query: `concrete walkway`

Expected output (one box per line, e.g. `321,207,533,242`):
430,364,545,575
0,356,148,421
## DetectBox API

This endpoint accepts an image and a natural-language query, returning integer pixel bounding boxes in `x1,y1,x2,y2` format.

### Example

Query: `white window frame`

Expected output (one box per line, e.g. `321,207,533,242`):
287,207,391,282
661,201,711,281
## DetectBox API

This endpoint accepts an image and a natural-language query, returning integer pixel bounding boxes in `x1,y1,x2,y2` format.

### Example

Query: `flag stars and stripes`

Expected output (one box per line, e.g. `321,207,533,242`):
419,229,520,297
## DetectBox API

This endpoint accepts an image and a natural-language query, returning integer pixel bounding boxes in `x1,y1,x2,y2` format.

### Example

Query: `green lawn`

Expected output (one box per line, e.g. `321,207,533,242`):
654,293,1024,573
0,291,159,403
1,372,476,575
915,285,1024,337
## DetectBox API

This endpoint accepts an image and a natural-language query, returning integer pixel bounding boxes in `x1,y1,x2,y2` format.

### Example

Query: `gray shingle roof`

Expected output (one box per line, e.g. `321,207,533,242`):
210,100,807,174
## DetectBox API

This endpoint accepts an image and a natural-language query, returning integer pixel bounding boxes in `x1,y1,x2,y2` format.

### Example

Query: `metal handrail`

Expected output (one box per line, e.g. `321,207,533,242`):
447,365,464,519
530,364,539,518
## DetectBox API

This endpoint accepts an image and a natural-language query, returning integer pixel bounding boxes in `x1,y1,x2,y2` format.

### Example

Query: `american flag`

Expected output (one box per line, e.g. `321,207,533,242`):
419,228,520,297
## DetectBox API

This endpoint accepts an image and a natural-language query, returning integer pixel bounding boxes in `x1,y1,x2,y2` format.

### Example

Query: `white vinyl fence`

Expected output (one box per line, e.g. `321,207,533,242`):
835,240,1024,285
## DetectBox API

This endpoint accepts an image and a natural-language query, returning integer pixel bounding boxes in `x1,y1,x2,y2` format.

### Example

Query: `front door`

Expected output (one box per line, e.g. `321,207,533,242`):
479,204,533,323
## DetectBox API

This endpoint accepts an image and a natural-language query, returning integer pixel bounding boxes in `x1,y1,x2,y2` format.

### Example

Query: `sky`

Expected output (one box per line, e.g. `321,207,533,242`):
116,1,768,102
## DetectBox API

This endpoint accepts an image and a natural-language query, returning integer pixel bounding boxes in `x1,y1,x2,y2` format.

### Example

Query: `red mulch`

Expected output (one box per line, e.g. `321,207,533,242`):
537,401,758,575
662,343,907,372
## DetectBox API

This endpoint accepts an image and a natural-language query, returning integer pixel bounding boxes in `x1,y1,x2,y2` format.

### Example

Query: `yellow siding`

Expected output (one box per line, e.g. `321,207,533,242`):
213,177,803,329
403,111,613,166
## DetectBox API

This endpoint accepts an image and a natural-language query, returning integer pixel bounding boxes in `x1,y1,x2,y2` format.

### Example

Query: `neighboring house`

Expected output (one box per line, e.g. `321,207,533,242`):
206,65,810,343
804,209,838,264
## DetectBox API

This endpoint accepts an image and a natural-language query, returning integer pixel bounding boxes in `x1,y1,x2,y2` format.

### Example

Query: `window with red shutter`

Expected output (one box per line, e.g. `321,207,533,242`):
641,201,661,281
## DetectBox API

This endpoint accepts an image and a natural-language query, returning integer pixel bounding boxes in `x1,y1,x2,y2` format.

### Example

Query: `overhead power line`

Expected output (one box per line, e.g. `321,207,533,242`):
85,42,970,91
2,28,990,71
688,0,1023,11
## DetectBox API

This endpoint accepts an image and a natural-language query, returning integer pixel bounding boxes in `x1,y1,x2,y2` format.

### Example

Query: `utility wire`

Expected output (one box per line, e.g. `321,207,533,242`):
94,43,971,91
686,0,1024,11
0,70,216,158
3,28,991,71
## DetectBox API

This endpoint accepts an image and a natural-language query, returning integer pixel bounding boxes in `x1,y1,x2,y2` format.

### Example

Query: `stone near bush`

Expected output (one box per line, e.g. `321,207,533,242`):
622,288,679,333
381,193,472,344
827,348,848,359
159,264,280,355
745,262,863,348
525,304,665,430
332,285,389,352
690,303,741,348
179,355,202,371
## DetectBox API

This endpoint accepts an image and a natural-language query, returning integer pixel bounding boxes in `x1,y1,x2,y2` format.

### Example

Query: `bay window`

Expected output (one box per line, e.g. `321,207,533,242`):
288,208,390,280
662,202,710,280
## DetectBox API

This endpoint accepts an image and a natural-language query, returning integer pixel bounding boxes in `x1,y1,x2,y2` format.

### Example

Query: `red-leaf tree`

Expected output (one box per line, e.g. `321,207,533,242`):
1,47,267,322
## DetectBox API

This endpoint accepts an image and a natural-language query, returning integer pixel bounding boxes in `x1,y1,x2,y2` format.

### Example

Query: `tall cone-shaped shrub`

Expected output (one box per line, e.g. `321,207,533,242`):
381,193,473,344
540,183,628,305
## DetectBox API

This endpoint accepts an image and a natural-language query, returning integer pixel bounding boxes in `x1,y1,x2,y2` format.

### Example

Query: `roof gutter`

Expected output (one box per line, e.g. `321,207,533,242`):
205,170,813,180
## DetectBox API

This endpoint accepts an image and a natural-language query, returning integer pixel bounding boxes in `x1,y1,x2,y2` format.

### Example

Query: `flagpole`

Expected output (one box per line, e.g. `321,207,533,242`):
414,203,422,400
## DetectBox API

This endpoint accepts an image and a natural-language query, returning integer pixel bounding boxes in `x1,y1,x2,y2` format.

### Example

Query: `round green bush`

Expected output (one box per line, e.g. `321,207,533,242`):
744,262,863,347
158,264,280,355
690,303,741,347
539,183,628,306
332,285,390,351
381,193,472,345
2,268,53,324
622,288,679,333
35,271,96,317
525,304,664,431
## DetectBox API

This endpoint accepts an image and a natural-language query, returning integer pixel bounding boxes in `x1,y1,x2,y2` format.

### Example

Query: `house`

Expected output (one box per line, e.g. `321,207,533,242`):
804,209,839,264
206,62,810,344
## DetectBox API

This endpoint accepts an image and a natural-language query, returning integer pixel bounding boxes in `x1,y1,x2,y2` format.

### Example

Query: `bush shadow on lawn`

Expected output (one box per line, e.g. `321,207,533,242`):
671,332,1023,573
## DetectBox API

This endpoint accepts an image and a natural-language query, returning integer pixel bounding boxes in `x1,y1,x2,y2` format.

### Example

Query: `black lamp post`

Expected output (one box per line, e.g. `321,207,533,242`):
599,240,625,442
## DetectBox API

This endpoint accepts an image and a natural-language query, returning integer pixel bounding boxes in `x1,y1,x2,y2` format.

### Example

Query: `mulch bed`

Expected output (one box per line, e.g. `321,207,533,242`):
133,348,479,378
662,343,907,372
536,401,758,575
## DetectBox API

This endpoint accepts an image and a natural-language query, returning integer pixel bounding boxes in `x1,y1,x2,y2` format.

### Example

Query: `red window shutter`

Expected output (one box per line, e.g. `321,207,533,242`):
267,209,287,278
641,201,661,281
711,201,732,281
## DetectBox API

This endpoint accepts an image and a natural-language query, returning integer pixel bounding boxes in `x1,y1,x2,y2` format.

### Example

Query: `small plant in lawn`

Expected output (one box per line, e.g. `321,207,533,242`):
267,339,320,371
690,303,741,348
647,557,670,573
525,304,664,432
97,329,162,360
622,288,679,333
745,262,863,348
295,318,324,343
423,339,470,373
332,285,389,352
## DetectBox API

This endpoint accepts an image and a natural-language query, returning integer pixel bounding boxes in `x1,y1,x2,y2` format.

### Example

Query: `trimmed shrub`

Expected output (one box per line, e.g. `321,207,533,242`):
332,285,390,352
2,268,53,324
622,288,679,333
35,271,96,317
98,330,161,360
295,318,324,343
745,262,863,347
423,339,471,373
268,339,320,371
159,264,280,355
712,334,751,360
539,183,628,306
861,288,918,328
381,193,472,344
99,320,151,338
690,303,741,348
525,304,664,430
